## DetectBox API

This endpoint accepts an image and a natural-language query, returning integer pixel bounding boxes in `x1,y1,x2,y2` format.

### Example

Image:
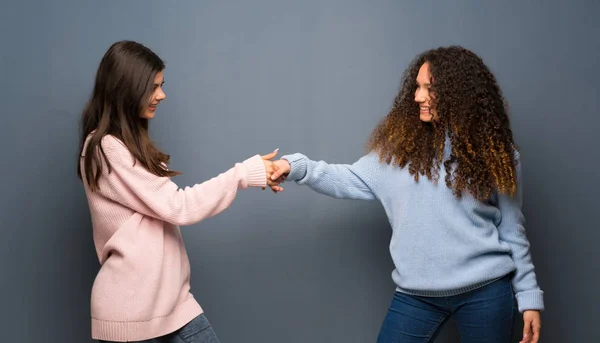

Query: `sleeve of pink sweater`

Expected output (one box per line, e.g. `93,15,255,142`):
96,135,267,226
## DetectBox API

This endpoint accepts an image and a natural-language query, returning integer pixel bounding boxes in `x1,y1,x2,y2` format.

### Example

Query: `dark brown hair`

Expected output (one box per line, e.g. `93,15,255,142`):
77,40,180,191
367,46,517,200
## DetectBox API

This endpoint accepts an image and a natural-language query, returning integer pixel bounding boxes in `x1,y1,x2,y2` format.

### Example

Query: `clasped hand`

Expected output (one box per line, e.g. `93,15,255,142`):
260,150,290,193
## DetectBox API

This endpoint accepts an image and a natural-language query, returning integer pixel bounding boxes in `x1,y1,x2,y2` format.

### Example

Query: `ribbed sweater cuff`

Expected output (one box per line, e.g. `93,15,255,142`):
282,153,308,182
242,155,267,188
515,289,545,312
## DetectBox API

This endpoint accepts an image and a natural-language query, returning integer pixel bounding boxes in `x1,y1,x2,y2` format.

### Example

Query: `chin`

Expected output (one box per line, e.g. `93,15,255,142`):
420,115,433,122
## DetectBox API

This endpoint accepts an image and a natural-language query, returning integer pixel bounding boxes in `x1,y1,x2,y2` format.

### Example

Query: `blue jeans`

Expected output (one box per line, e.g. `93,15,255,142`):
376,275,516,343
99,314,220,343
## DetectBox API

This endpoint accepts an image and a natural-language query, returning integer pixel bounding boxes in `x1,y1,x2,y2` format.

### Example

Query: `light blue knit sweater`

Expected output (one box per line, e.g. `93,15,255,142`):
282,145,544,312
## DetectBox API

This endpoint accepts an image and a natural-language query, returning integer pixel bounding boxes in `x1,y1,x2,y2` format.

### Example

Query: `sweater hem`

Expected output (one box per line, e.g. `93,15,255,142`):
91,297,203,342
395,276,503,297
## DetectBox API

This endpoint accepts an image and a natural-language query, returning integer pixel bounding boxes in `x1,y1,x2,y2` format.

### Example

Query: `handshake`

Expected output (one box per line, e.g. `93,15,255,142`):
260,149,290,193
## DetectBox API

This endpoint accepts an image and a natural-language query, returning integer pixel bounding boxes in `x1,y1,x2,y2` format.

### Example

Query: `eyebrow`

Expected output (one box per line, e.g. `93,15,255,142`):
154,80,165,86
416,81,431,86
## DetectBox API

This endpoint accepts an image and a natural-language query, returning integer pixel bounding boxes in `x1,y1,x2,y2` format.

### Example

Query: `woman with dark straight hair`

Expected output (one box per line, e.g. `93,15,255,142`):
78,40,282,343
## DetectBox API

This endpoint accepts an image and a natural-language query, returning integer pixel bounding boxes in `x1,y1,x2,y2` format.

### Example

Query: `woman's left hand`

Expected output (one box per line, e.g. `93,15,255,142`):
520,310,541,343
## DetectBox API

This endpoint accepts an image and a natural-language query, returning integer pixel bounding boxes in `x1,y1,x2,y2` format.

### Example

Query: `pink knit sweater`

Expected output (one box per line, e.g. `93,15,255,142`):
80,135,267,341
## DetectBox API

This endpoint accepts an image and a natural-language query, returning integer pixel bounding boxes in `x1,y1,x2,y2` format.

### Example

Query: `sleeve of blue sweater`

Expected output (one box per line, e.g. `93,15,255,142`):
496,151,545,312
281,152,378,200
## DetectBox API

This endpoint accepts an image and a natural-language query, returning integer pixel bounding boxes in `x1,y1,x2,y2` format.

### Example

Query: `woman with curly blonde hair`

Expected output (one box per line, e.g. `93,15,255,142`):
271,46,543,343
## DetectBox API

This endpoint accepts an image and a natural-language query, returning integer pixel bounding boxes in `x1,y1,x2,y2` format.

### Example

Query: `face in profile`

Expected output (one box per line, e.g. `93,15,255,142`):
414,62,438,123
141,71,166,119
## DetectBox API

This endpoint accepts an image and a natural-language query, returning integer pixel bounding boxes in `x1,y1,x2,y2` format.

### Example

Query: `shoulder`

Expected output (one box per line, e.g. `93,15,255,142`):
99,135,127,152
83,132,126,152
352,151,386,182
356,150,382,164
95,135,133,163
361,150,395,170
84,134,133,165
82,133,124,157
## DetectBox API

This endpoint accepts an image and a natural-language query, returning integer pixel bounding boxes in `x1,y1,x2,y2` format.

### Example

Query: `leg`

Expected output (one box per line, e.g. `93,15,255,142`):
376,292,450,343
173,314,221,343
453,276,515,343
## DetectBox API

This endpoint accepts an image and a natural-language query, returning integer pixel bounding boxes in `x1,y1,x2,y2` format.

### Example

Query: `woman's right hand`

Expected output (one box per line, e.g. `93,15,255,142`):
271,160,290,182
261,150,284,193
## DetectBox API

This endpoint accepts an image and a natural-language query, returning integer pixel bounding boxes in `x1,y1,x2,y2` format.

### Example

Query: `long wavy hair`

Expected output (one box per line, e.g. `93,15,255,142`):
367,46,517,200
77,40,180,191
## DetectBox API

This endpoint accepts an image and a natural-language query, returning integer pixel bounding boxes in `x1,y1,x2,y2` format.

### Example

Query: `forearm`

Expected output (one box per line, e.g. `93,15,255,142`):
282,153,377,200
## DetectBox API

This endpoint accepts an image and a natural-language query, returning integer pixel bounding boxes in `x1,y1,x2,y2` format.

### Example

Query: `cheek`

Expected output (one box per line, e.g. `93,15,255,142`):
147,89,159,102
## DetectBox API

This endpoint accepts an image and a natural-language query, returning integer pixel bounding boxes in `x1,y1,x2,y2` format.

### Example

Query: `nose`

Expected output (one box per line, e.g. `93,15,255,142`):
414,88,426,103
156,88,166,101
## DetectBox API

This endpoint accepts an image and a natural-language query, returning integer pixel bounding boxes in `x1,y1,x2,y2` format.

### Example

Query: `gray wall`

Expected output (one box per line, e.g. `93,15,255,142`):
1,1,598,342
